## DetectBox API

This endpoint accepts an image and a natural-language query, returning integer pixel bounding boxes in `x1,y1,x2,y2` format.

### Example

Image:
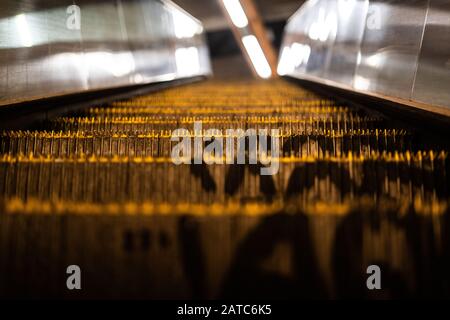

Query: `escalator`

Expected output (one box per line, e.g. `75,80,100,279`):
1,79,449,298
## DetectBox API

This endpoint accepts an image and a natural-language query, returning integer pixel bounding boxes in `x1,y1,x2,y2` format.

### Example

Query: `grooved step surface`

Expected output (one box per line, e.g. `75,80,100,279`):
0,80,449,299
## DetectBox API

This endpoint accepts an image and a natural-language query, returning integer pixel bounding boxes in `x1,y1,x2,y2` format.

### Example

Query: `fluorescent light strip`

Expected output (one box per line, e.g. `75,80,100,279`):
222,0,248,28
277,46,293,76
241,35,271,79
15,14,33,48
175,46,201,77
173,10,203,39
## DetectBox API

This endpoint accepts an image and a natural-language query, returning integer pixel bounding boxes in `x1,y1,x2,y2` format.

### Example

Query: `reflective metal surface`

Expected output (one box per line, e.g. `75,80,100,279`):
355,0,428,99
326,0,368,87
279,0,450,116
0,0,211,106
413,0,450,108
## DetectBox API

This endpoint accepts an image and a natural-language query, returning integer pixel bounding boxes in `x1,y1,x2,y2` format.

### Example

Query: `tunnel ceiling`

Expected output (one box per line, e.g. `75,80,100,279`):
173,0,304,31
